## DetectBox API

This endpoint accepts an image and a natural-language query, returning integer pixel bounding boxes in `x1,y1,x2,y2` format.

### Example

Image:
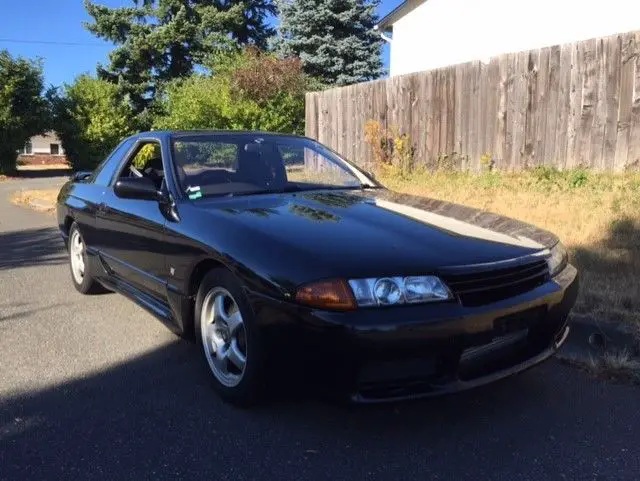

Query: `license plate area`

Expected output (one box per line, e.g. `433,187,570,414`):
493,306,545,335
460,329,529,364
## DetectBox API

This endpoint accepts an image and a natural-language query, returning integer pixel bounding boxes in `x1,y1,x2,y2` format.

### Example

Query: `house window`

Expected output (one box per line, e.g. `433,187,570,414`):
50,143,60,155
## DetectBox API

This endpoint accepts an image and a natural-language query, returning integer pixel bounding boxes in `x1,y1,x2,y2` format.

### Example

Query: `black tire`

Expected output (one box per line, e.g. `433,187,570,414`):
68,222,104,295
194,268,266,407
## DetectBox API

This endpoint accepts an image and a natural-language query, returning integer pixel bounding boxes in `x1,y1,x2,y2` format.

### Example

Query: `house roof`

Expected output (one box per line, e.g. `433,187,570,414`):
377,0,428,31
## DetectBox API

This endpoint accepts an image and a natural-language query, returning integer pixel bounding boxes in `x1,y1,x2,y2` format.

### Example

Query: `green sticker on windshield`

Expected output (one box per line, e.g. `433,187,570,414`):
188,191,202,200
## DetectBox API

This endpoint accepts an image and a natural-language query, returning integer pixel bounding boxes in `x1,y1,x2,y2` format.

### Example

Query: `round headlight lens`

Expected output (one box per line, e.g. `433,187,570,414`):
373,278,403,305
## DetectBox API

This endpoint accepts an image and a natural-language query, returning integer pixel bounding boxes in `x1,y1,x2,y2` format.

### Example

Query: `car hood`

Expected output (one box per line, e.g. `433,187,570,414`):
194,189,558,279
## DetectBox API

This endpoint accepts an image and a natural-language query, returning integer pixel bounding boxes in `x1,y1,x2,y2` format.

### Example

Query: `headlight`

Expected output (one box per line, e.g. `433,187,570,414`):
348,276,451,307
547,242,568,277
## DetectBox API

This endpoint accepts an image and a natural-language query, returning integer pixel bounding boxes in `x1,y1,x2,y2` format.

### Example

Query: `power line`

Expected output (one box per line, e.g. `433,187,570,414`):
0,38,107,47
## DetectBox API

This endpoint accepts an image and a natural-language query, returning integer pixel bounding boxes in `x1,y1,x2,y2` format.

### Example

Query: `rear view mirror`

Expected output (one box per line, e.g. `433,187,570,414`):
244,143,262,153
114,177,162,201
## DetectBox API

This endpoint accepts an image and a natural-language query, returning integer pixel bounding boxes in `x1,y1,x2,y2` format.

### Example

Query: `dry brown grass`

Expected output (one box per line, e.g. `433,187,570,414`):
380,167,640,327
11,189,59,214
586,350,640,383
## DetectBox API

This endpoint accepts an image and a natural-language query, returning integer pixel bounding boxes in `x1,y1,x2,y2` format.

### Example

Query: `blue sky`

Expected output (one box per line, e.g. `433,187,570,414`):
0,0,394,88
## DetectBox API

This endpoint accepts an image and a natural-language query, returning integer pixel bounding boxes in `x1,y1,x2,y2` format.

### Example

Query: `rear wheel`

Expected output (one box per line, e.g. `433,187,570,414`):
195,268,266,406
68,223,103,294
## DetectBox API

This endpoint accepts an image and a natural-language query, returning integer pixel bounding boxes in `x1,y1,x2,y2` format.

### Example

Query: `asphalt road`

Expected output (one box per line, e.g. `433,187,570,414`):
1,175,639,481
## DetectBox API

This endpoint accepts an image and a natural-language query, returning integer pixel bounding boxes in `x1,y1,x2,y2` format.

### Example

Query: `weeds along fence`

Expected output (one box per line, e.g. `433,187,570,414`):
305,30,640,172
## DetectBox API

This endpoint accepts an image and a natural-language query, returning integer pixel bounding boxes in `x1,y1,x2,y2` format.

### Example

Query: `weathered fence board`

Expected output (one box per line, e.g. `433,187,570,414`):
306,30,640,171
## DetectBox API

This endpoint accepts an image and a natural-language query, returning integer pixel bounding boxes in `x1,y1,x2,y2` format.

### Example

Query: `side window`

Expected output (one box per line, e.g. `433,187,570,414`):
116,141,164,190
92,138,135,186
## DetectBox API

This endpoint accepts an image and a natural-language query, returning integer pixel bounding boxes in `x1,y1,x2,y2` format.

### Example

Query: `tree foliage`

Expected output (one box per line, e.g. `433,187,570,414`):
50,75,135,171
275,0,383,86
84,0,276,115
0,50,48,174
154,48,309,134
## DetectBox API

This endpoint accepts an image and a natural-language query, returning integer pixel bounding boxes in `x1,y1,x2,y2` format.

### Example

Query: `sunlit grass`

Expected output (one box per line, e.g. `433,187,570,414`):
380,167,640,326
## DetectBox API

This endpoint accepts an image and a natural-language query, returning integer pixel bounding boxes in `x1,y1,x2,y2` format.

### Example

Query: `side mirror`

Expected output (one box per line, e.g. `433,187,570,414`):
73,171,92,182
114,177,162,201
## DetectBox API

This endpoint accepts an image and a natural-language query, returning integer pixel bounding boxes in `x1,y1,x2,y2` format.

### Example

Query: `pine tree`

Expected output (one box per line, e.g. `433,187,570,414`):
84,0,276,115
275,0,383,86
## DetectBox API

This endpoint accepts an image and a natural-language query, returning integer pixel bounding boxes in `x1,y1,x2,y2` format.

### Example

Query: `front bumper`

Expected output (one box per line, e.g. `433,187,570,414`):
250,264,579,403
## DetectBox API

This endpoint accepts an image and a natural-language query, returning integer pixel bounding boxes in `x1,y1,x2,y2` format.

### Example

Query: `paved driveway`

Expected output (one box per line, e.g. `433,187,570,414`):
1,177,639,481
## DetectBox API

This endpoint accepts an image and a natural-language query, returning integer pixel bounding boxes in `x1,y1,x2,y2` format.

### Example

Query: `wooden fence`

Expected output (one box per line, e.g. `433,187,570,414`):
305,30,640,172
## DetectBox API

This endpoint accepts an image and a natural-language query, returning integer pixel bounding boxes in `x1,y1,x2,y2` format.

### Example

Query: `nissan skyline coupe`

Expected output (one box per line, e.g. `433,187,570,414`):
56,130,578,405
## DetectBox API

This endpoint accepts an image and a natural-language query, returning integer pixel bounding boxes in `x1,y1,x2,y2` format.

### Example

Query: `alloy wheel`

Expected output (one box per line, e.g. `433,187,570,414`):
200,287,248,387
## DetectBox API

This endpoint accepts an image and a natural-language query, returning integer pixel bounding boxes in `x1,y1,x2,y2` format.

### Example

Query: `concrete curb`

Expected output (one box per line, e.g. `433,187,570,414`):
557,315,640,366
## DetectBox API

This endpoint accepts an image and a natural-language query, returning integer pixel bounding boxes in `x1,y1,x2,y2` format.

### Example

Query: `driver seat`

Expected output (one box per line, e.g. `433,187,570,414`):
143,156,164,189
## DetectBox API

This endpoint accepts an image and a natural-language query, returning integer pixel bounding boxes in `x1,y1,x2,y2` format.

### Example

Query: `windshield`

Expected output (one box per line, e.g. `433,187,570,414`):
171,133,373,199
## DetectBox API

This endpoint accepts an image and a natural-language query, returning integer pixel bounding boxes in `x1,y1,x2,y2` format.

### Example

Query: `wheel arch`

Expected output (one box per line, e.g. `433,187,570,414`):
188,258,230,298
63,215,75,235
175,258,230,338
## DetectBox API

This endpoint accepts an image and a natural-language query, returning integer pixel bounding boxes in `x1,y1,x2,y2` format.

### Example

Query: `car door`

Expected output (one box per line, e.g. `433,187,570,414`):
79,138,137,250
93,139,170,300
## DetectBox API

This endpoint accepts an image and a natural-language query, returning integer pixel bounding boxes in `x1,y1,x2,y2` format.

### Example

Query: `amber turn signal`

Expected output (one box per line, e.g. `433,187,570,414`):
295,279,357,311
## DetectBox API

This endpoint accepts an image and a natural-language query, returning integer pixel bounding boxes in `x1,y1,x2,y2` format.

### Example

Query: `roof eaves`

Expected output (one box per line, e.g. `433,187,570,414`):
377,0,428,31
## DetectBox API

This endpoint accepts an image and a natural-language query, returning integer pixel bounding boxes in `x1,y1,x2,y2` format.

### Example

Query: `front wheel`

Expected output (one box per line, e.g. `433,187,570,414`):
194,268,266,406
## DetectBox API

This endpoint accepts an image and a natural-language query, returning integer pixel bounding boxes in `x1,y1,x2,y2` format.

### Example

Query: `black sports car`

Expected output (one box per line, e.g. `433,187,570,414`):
57,130,578,405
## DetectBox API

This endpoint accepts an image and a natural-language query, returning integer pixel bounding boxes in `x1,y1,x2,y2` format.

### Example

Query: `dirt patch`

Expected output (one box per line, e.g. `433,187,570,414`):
17,164,70,171
11,189,60,215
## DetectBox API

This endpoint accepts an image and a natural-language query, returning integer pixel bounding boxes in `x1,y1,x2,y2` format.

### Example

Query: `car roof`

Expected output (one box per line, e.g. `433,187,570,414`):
131,130,310,141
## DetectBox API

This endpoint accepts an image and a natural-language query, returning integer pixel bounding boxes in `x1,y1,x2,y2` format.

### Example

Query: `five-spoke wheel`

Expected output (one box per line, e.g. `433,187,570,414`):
195,268,265,406
200,287,247,387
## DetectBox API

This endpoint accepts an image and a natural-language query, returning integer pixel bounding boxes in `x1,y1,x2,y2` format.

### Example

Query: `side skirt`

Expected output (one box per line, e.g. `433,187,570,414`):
85,246,191,337
98,275,184,337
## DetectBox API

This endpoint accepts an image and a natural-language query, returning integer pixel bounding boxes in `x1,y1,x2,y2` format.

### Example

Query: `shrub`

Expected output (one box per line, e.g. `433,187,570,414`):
363,120,415,177
0,51,48,174
50,75,135,171
154,48,310,135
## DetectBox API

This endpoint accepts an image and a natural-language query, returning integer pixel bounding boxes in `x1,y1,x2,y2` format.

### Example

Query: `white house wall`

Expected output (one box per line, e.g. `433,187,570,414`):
389,0,640,76
27,132,65,155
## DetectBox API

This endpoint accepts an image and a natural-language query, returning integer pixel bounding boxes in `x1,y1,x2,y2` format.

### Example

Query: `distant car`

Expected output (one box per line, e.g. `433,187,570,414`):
57,130,578,405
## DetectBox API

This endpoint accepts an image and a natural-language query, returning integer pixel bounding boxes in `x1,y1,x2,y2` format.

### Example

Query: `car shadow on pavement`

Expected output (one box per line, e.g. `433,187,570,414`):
0,303,72,323
0,227,66,271
2,337,638,480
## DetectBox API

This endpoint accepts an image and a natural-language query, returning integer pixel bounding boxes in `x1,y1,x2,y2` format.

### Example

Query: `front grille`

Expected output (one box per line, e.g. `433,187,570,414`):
442,259,549,307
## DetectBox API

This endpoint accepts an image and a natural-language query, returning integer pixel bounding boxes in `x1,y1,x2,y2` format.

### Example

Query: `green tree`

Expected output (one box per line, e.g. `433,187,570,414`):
84,0,276,115
274,0,383,86
154,48,309,134
50,75,135,171
0,51,48,174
